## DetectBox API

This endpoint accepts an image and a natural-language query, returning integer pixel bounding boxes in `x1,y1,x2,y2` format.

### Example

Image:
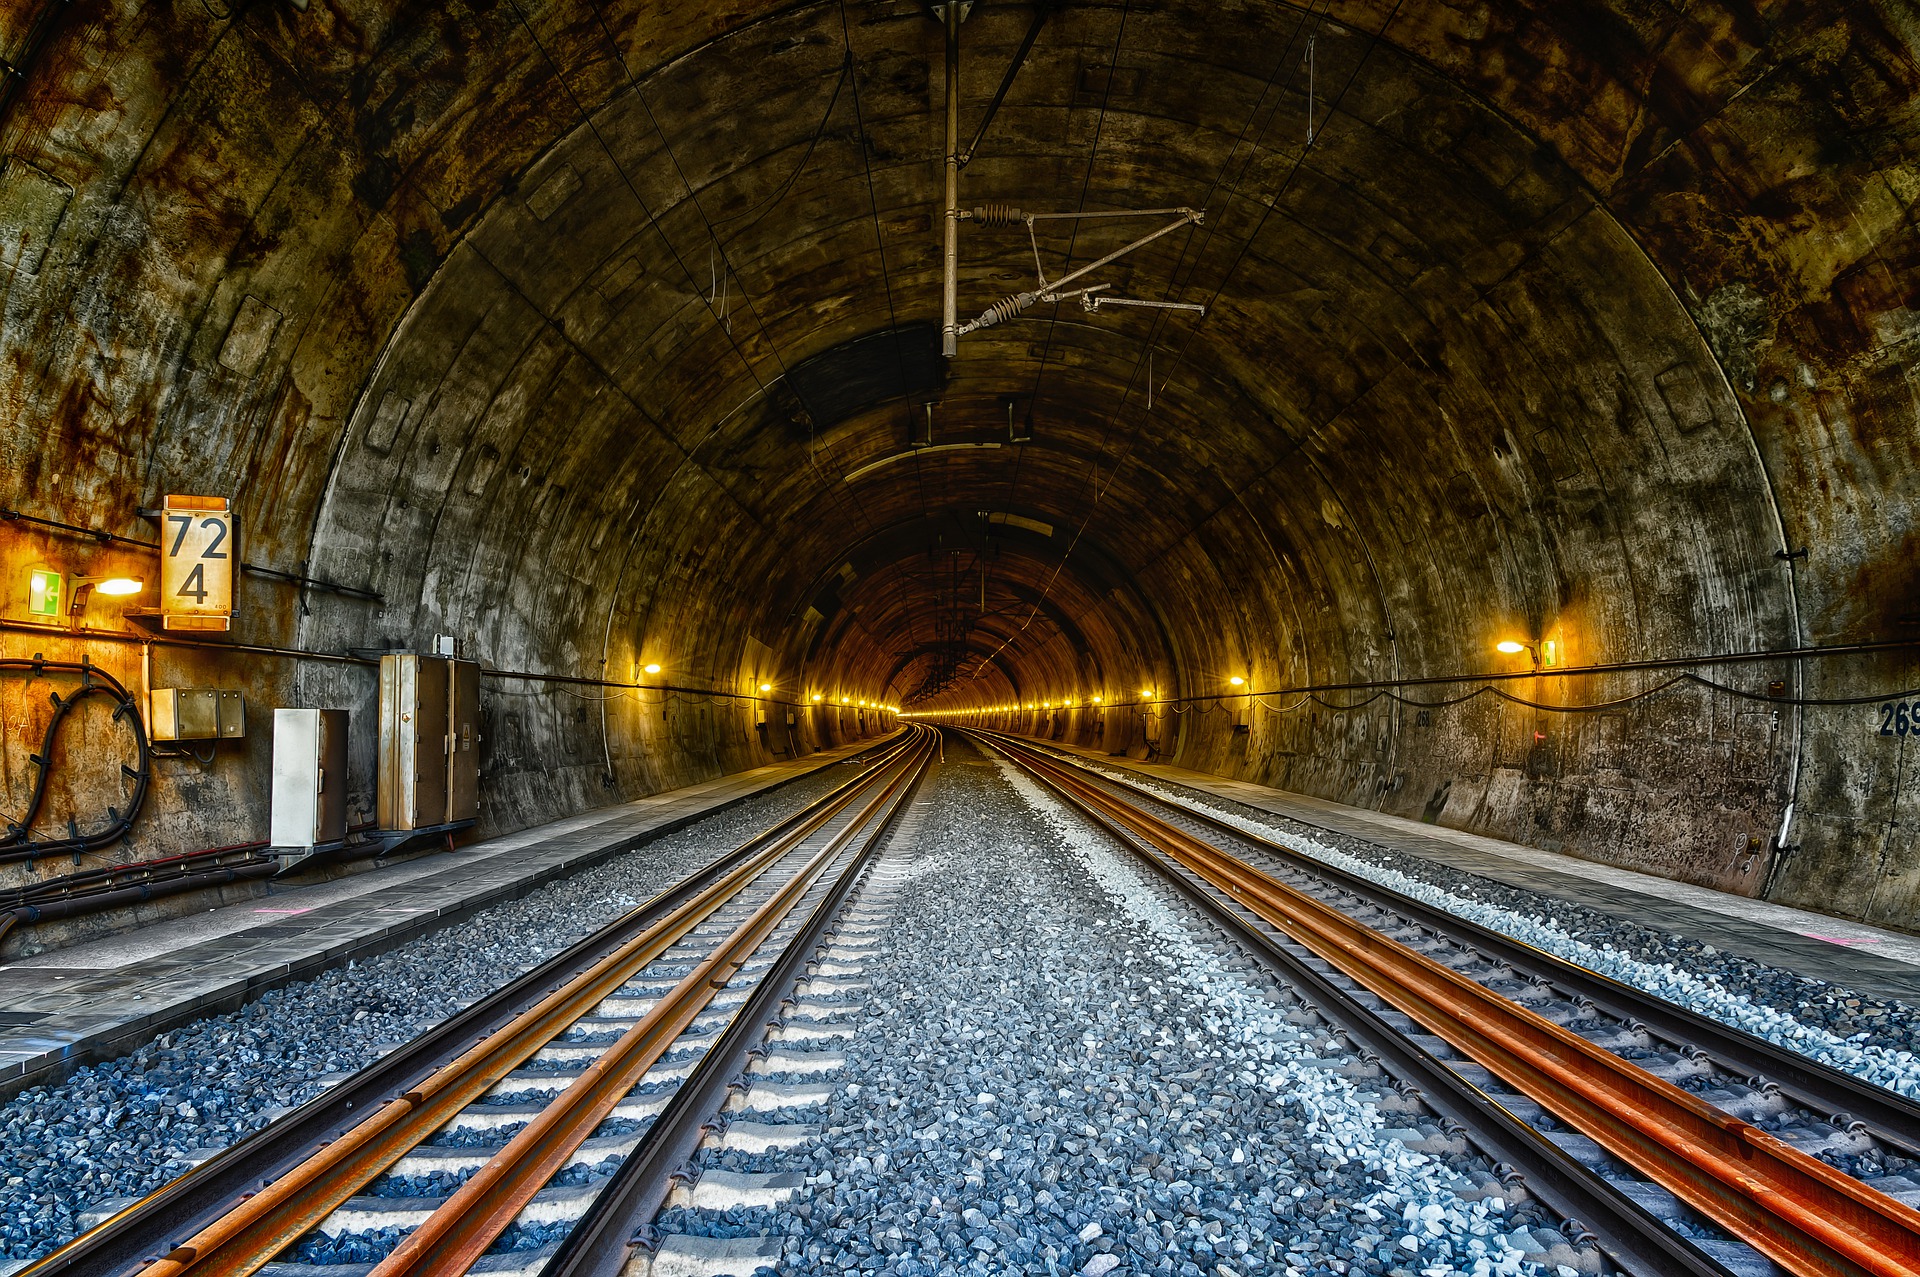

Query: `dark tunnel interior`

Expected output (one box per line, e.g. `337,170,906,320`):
3,0,1920,938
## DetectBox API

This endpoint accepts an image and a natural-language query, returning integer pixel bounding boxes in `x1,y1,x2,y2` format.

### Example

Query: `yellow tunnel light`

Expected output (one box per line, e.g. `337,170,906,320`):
65,574,147,618
812,693,824,702
1229,676,1245,687
1092,695,1101,703
1496,639,1543,668
759,682,772,692
643,662,662,675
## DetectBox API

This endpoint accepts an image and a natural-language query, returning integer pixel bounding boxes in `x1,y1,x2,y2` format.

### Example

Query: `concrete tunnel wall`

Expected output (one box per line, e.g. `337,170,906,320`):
0,0,1917,948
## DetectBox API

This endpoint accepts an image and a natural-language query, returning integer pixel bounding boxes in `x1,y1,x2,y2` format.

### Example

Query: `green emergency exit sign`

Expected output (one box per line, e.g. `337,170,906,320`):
27,568,59,617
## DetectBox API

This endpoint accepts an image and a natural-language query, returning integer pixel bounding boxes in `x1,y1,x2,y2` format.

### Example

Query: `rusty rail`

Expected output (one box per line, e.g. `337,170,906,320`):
113,729,931,1277
993,736,1920,1277
370,727,933,1274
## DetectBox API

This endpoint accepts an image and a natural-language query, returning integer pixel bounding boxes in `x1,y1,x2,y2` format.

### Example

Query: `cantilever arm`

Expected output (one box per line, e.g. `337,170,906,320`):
957,207,1204,337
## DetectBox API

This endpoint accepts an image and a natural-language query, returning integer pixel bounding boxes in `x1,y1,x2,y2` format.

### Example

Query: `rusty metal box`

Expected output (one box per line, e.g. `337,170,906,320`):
150,688,245,741
378,655,480,830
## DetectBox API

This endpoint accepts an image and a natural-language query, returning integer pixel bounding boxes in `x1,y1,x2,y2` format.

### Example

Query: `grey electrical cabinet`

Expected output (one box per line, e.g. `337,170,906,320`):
378,655,481,830
270,709,348,848
151,689,245,741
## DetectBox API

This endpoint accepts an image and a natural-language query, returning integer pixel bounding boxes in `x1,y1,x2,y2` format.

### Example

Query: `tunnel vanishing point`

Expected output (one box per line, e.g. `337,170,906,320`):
0,0,1917,943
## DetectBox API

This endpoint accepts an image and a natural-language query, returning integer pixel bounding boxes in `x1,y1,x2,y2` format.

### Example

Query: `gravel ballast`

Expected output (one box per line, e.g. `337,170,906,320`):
660,740,1551,1277
1060,754,1920,1098
0,760,865,1267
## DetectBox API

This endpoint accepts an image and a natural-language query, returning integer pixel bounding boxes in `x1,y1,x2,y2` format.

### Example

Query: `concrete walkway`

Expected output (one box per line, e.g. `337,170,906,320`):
0,736,892,1099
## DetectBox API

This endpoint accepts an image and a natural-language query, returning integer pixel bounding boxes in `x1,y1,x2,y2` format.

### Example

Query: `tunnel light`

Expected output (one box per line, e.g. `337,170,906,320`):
66,575,145,617
643,663,662,675
1496,639,1541,669
1141,687,1154,698
759,682,772,692
1228,676,1245,687
1092,695,1101,703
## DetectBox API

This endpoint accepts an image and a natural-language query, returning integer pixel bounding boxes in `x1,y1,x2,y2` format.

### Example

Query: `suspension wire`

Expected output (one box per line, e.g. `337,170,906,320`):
710,52,853,236
977,0,1132,629
969,0,1371,683
839,1,936,655
554,2,882,555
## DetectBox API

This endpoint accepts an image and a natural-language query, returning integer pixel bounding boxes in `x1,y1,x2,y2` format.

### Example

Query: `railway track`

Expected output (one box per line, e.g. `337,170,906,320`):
981,730,1920,1277
21,725,937,1277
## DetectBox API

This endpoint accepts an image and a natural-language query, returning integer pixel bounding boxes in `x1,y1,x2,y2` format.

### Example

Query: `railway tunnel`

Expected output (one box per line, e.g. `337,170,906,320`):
5,3,1920,1276
13,0,1920,923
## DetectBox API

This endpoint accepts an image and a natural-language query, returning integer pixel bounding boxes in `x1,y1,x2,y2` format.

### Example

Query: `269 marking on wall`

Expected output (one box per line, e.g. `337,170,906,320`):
1877,700,1920,737
160,494,235,631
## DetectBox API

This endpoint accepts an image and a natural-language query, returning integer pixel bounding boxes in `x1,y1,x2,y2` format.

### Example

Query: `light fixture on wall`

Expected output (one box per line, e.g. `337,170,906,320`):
642,662,662,675
1495,639,1540,669
759,682,772,692
1228,676,1245,687
68,574,145,621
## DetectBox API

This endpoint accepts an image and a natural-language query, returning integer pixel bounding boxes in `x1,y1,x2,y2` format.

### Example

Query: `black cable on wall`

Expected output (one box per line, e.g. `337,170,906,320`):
0,656,152,863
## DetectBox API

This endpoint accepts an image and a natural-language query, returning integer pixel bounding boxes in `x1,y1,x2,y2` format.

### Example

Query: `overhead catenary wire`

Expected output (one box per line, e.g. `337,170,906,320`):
970,0,1352,682
970,0,1136,676
840,0,938,656
528,3,895,771
523,1,882,561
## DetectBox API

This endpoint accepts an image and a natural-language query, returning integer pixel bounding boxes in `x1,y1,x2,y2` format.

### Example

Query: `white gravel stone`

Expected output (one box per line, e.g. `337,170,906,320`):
993,750,1538,1275
1079,761,1920,1101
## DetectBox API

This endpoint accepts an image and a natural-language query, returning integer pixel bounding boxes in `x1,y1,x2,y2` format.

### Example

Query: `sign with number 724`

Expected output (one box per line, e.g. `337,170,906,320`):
160,495,236,631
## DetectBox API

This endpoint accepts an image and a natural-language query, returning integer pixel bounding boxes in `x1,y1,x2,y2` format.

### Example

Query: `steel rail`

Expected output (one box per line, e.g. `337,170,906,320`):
1000,735,1920,1154
128,757,907,1277
138,738,929,1277
368,728,936,1275
989,735,1920,1277
542,733,929,1277
25,732,920,1277
981,733,1733,1277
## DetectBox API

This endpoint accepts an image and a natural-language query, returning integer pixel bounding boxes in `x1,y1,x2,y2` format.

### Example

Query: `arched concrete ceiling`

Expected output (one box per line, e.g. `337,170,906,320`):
3,1,1918,924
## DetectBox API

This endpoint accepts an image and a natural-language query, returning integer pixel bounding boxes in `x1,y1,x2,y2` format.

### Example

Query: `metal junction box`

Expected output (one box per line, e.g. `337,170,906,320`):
150,688,245,741
377,655,481,831
270,708,349,848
